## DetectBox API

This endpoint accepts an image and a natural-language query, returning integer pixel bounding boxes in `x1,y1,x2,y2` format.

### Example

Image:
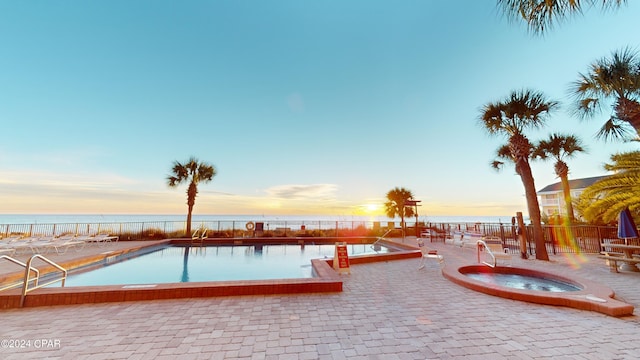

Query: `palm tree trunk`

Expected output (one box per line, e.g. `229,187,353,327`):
517,158,549,261
186,205,193,236
560,175,575,223
186,183,197,236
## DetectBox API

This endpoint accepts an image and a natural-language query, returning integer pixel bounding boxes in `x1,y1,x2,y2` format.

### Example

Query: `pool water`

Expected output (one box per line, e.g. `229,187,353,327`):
59,243,391,286
465,273,581,292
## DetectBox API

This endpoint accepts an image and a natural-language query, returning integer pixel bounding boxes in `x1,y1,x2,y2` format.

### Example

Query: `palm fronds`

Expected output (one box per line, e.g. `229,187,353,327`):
578,151,640,222
498,0,627,34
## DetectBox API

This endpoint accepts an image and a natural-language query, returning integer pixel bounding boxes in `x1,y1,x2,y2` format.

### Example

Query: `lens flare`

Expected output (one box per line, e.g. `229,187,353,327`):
551,221,588,268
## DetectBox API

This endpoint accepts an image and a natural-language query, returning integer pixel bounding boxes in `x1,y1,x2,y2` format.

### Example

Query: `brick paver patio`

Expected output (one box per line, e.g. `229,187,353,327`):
1,239,639,359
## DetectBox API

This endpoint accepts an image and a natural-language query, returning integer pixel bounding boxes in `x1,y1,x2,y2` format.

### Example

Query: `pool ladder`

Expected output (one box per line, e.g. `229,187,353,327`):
0,254,67,307
191,228,208,246
371,228,396,252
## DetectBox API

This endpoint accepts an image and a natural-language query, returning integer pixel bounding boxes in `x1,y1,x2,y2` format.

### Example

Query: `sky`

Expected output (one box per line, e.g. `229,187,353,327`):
1,1,639,218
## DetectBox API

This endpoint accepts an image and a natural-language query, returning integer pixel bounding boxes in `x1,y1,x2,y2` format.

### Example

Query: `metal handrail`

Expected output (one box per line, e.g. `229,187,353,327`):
0,255,40,292
20,254,67,307
191,228,208,246
476,240,496,268
371,228,397,250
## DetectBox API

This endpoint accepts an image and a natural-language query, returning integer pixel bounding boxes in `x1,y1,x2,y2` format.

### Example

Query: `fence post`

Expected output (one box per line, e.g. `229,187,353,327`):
516,212,528,259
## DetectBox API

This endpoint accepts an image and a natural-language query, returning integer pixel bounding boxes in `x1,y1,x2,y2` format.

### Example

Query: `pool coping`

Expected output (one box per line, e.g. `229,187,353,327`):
0,238,421,309
442,260,635,317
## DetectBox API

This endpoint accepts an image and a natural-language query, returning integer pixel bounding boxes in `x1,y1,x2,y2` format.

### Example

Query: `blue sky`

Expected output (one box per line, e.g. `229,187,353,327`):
1,1,639,218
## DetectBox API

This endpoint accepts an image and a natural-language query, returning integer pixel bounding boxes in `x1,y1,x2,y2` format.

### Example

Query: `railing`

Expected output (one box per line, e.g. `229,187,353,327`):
21,254,67,307
1,220,621,255
370,228,400,251
476,240,497,268
1,220,385,240
0,255,39,292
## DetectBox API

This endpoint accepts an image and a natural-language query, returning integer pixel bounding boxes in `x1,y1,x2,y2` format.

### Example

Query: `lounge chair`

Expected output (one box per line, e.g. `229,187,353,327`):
1,236,19,256
87,234,119,246
420,229,445,243
41,236,87,255
10,236,48,255
0,246,16,256
450,231,483,253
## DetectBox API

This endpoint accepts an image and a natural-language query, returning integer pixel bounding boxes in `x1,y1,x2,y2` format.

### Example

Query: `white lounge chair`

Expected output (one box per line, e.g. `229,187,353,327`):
1,236,19,255
10,236,49,255
0,246,16,256
87,234,119,246
420,229,445,243
42,236,87,255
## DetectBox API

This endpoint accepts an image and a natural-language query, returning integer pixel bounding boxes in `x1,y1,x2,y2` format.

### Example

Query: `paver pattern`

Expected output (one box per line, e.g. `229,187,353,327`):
1,239,639,359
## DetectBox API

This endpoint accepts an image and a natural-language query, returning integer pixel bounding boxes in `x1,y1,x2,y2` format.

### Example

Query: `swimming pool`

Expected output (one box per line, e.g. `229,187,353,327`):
59,243,393,286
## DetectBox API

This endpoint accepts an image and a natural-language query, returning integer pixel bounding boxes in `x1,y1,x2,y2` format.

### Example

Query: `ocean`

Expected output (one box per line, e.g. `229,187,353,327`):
0,214,515,225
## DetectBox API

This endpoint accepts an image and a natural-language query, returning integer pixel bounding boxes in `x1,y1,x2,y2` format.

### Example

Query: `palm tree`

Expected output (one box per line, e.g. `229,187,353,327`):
497,0,627,34
480,89,559,260
570,48,640,141
167,157,217,235
577,151,640,223
384,187,415,234
532,133,586,223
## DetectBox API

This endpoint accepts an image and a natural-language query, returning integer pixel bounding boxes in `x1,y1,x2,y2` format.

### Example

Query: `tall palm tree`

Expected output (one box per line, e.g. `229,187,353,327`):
532,133,586,223
167,157,217,235
570,48,640,141
384,187,415,234
480,89,559,260
497,0,627,34
577,151,640,223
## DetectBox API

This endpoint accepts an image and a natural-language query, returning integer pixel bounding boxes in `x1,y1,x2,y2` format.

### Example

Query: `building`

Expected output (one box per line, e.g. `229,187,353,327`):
537,175,608,219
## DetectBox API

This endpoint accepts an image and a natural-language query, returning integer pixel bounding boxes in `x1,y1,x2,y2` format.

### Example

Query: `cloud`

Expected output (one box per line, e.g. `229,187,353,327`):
265,184,338,200
0,169,146,212
0,146,109,168
0,170,136,190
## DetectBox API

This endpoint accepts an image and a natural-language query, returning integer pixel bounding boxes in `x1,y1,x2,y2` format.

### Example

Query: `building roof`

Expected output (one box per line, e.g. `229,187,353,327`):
537,175,609,194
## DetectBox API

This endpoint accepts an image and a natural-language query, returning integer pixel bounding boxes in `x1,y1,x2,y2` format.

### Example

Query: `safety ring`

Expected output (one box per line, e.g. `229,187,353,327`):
246,221,255,231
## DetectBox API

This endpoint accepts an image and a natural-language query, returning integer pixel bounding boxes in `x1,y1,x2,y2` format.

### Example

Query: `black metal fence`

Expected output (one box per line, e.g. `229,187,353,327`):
1,219,619,255
425,222,618,255
0,220,384,241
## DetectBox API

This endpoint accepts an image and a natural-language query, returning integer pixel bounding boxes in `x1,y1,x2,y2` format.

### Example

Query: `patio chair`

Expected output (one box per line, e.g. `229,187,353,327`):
416,238,444,270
